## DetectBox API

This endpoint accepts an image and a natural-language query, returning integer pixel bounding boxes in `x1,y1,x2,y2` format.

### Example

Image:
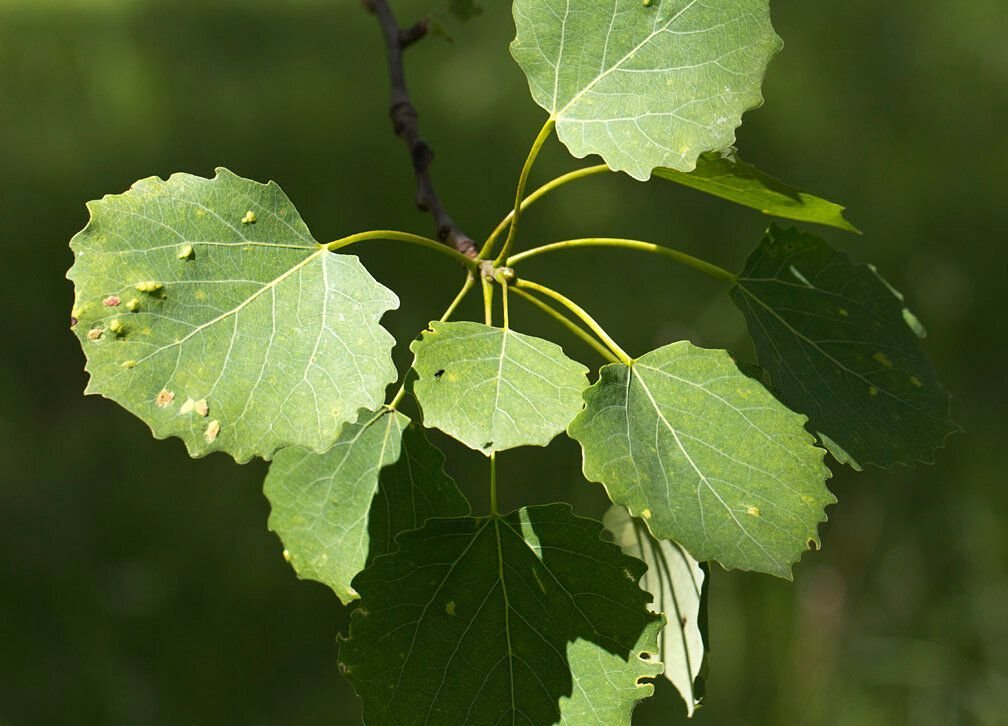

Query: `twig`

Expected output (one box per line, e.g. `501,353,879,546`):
363,0,478,259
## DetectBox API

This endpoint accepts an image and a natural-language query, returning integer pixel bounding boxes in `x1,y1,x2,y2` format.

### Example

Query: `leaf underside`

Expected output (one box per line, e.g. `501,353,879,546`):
264,408,469,604
339,503,662,725
655,150,860,233
604,505,708,716
68,168,399,462
732,225,960,469
568,341,834,578
511,0,781,179
411,321,589,455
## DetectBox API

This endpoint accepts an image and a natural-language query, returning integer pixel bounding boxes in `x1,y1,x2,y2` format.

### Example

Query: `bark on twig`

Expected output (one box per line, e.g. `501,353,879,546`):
363,0,478,259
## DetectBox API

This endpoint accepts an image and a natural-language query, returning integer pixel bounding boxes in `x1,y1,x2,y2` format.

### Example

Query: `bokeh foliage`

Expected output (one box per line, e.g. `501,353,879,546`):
0,0,1005,723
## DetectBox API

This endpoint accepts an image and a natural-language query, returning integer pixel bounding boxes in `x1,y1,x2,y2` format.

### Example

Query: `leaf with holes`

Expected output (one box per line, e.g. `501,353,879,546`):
559,617,664,724
511,0,781,180
67,168,399,462
732,225,960,469
604,504,708,716
264,408,469,604
654,149,859,232
568,341,834,578
338,503,661,725
411,321,589,454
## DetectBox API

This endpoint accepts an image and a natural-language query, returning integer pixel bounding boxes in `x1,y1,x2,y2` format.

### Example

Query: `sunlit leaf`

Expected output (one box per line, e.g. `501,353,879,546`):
559,618,664,724
68,168,398,462
264,408,469,604
732,225,960,468
511,0,781,180
654,149,859,233
604,504,708,716
338,503,661,724
411,321,589,454
568,341,834,578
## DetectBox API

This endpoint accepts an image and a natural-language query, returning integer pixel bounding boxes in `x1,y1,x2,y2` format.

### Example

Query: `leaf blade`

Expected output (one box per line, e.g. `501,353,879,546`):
68,168,399,462
264,408,469,604
511,0,782,179
569,341,834,578
731,225,960,468
655,150,860,233
338,503,662,725
604,505,708,716
411,321,589,454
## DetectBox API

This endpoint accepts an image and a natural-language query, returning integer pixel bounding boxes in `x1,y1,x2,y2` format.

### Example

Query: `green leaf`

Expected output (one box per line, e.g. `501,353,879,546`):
67,168,399,463
654,149,860,233
568,341,834,578
411,321,589,454
264,408,469,604
338,503,662,725
604,505,708,716
731,225,961,469
559,618,664,724
510,0,781,180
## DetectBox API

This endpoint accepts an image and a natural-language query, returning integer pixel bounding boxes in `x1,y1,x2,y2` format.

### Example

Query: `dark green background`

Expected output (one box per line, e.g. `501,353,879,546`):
1,0,1004,723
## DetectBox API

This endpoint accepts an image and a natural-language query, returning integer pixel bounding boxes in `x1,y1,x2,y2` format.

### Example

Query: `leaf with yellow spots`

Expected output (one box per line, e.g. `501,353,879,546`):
568,341,834,578
732,225,960,469
67,168,399,462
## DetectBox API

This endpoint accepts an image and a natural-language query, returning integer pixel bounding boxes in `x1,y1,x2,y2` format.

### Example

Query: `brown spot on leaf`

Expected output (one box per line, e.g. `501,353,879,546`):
204,420,221,443
87,328,103,341
103,296,121,307
155,389,175,407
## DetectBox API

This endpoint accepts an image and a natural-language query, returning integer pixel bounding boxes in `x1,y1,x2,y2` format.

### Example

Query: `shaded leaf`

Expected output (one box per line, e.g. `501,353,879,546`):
264,408,469,603
511,0,781,180
68,168,398,462
411,321,589,454
731,225,960,468
604,505,707,716
654,149,859,233
339,504,661,725
568,341,834,578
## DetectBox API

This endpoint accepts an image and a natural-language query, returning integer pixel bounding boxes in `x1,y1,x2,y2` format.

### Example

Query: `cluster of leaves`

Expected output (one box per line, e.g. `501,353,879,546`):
68,0,957,723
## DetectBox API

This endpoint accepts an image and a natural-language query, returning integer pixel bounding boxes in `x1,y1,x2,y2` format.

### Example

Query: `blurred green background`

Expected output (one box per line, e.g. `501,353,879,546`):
1,0,1005,723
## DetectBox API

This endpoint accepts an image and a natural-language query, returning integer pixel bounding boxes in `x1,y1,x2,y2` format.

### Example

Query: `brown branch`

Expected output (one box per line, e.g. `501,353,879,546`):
363,0,478,259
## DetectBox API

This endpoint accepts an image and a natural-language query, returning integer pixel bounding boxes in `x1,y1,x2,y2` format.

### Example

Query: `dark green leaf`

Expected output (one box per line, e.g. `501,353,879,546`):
339,504,662,725
654,150,859,233
732,225,960,468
